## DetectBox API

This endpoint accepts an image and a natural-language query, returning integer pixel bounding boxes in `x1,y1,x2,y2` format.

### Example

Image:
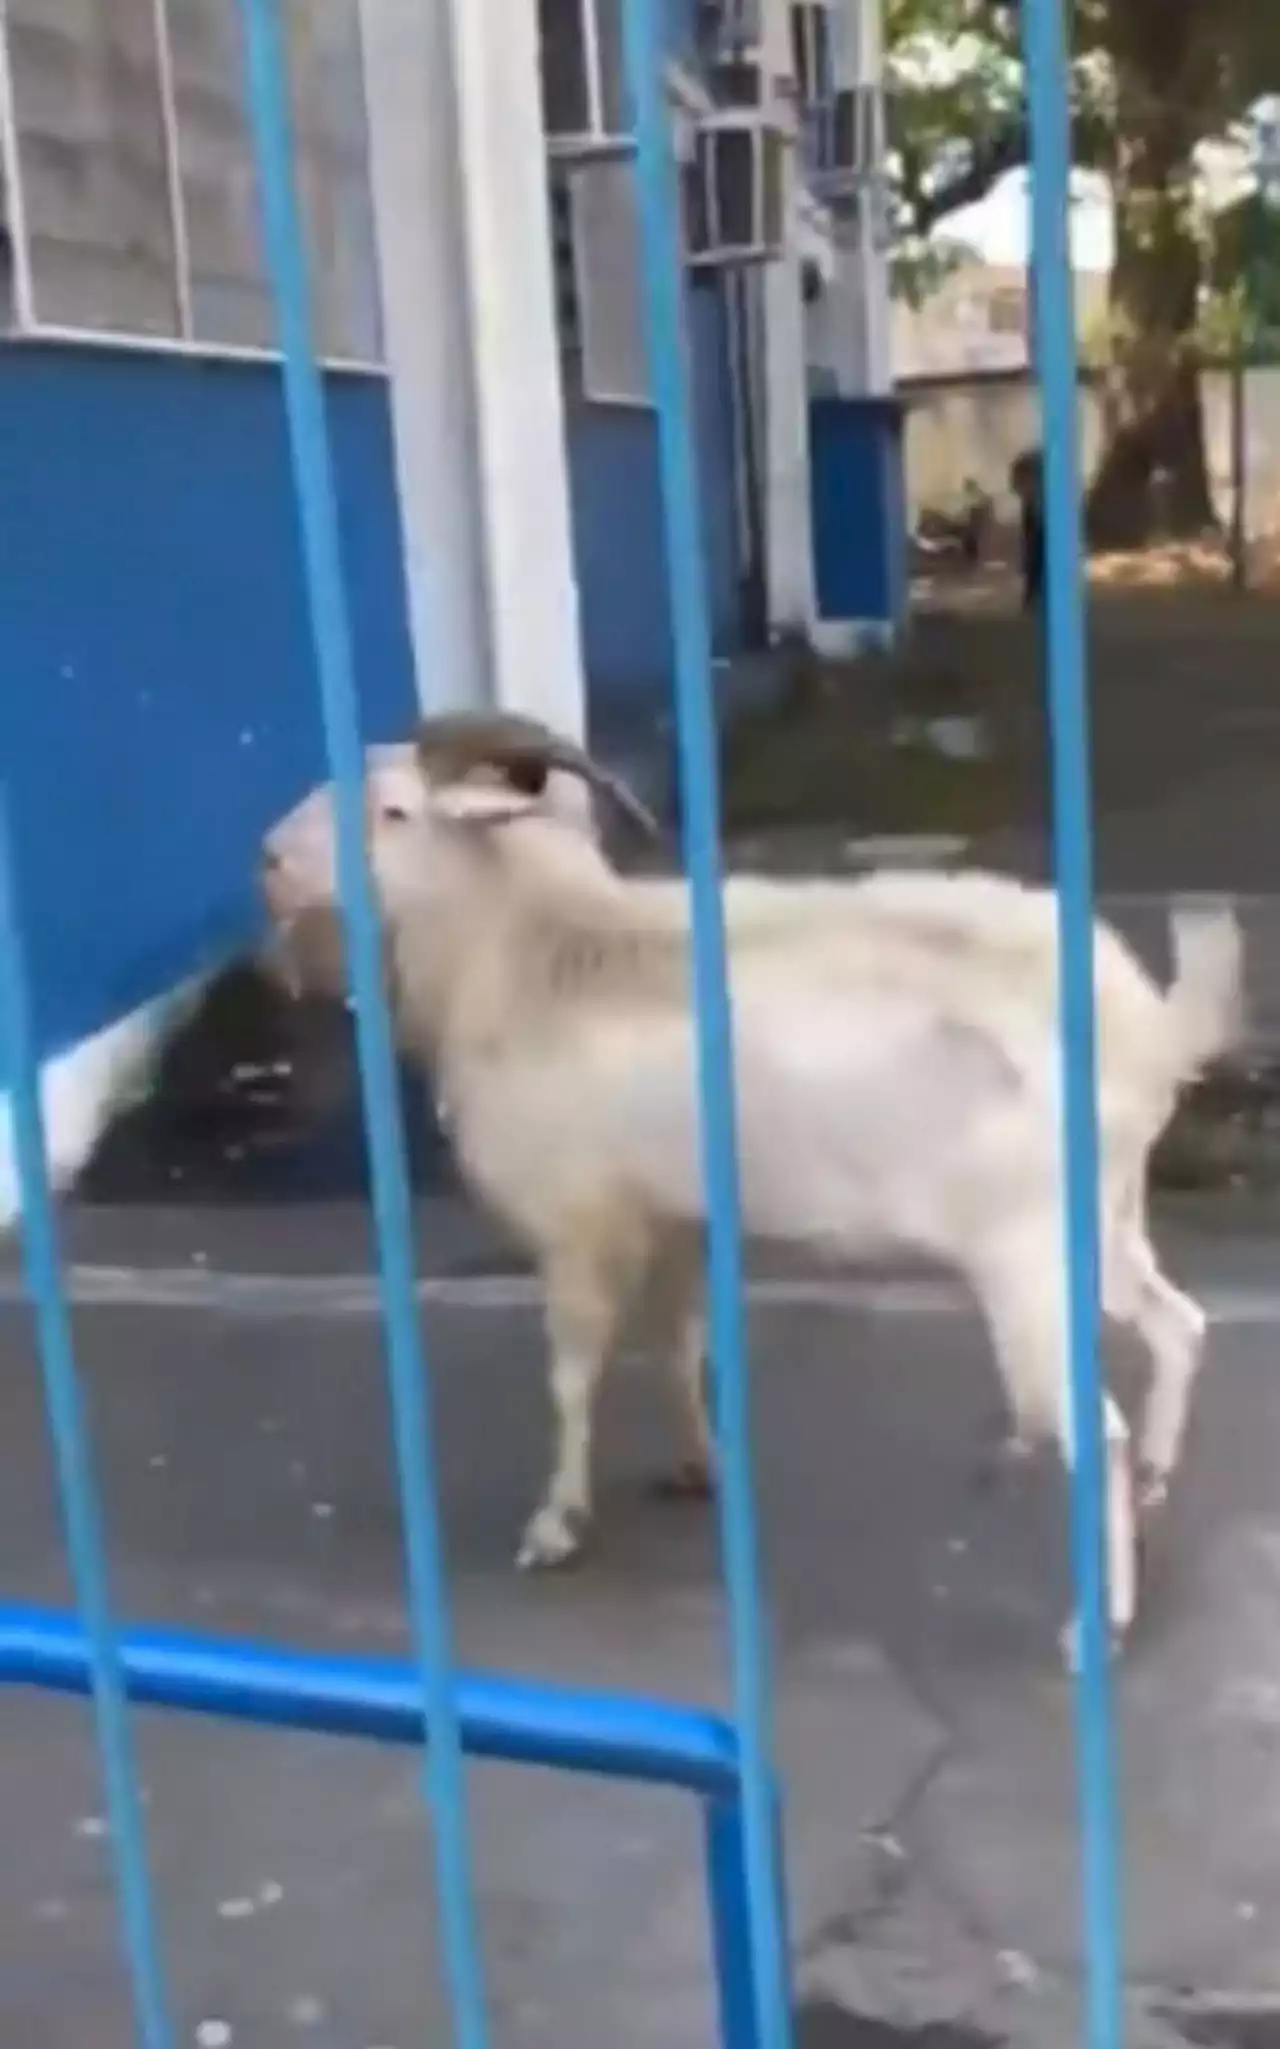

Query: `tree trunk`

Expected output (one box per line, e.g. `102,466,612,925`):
1085,88,1215,550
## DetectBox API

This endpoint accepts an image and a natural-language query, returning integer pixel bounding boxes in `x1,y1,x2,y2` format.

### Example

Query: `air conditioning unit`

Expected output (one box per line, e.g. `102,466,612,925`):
537,0,632,159
705,48,799,138
707,51,767,109
685,108,787,269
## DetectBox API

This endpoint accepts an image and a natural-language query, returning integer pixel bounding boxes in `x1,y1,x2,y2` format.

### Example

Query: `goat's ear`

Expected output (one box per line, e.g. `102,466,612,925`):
432,781,539,826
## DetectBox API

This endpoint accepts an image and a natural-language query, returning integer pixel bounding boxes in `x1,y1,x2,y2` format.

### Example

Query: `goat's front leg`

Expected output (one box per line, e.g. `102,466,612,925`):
517,1234,642,1571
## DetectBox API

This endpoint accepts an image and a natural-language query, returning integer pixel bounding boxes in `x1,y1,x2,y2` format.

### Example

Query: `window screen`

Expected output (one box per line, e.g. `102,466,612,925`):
2,0,382,363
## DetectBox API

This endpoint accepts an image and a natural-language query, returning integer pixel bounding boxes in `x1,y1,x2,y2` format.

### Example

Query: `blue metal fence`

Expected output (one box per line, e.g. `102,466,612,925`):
1020,0,1123,2042
0,1,1119,2046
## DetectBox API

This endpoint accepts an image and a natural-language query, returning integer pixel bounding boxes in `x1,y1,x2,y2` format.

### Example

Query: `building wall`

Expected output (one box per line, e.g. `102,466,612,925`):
0,342,416,1065
0,294,748,1082
568,281,746,715
893,261,1110,383
902,365,1280,529
0,305,748,1074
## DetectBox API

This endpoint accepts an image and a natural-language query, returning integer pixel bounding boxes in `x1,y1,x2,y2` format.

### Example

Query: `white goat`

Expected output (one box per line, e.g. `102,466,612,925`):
261,715,1242,1655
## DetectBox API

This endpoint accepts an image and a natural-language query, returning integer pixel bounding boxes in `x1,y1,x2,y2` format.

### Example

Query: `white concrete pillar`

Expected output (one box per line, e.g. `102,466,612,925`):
760,0,817,638
358,0,492,714
446,0,588,743
852,0,892,395
359,0,587,743
828,0,892,398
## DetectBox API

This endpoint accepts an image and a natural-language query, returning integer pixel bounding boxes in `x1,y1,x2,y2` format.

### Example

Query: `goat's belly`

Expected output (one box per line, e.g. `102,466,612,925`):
447,999,1034,1257
728,1003,1033,1254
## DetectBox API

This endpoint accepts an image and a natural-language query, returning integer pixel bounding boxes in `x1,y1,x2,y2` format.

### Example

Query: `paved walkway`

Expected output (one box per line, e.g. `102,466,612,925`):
3,1213,1280,2049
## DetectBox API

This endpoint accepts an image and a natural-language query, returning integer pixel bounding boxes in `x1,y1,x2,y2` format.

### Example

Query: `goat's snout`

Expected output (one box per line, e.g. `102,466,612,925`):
259,834,322,937
259,838,293,911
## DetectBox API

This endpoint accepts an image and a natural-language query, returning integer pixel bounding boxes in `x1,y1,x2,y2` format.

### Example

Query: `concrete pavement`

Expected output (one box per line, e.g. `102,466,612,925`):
4,1215,1280,2047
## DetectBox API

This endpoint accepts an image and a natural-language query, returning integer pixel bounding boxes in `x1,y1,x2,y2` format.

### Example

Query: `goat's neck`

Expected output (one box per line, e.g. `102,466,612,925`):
391,818,630,1069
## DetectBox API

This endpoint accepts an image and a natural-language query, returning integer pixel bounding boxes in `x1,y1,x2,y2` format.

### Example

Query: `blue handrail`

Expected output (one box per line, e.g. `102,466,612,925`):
0,1606,741,1795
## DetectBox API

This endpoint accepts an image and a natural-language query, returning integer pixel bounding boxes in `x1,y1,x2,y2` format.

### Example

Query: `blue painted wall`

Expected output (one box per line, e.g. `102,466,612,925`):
0,343,416,1064
0,299,746,1063
809,395,908,628
567,281,744,717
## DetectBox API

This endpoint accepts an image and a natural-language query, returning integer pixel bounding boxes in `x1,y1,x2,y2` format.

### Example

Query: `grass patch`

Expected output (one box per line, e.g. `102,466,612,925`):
720,635,1034,842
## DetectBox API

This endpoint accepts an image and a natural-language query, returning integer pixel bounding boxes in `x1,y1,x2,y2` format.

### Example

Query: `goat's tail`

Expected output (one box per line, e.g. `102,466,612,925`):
1165,901,1244,1082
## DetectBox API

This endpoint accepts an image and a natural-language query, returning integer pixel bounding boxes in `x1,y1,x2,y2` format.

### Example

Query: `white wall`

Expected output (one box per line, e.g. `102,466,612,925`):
0,986,200,1234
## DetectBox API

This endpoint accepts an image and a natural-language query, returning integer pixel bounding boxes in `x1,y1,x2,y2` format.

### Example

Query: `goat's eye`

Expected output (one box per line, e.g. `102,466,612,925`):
508,760,548,798
383,802,410,825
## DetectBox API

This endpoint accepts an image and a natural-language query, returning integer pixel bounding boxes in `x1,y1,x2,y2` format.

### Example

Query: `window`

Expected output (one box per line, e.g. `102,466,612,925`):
0,0,382,364
567,154,651,405
548,168,580,360
552,81,720,409
790,2,832,112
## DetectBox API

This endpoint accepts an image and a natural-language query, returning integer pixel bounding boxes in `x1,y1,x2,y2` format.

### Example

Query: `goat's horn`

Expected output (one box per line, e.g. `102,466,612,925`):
415,712,659,839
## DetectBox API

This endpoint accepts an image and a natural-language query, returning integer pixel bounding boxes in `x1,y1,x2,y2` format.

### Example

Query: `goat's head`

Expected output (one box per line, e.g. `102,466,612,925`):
414,711,658,836
258,716,656,1000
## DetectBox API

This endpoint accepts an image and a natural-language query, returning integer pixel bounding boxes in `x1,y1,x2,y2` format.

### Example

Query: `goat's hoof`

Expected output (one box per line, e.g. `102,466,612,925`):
516,1505,589,1572
649,1458,716,1504
1135,1462,1170,1520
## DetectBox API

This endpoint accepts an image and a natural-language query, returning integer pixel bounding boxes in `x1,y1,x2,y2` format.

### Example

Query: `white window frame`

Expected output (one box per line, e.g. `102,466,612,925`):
0,0,383,374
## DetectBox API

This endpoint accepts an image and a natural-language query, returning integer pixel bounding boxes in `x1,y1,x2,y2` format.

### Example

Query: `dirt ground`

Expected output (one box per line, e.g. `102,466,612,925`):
719,576,1280,878
715,574,1280,1198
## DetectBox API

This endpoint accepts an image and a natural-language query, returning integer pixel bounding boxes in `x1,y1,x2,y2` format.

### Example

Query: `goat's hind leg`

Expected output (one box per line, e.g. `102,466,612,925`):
637,1226,716,1502
976,1226,1139,1663
1109,1210,1207,1520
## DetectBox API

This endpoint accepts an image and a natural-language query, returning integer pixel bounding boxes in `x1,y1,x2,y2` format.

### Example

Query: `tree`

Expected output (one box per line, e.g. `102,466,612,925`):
885,0,1280,548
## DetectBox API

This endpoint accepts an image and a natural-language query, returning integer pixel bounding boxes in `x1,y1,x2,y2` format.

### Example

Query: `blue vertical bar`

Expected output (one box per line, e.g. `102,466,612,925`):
1019,5,1124,2049
618,6,795,2049
233,6,489,2047
0,793,174,2049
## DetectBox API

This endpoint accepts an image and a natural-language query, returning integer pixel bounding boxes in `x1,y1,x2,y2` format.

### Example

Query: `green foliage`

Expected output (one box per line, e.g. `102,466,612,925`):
889,234,978,308
883,0,1280,252
1203,191,1280,359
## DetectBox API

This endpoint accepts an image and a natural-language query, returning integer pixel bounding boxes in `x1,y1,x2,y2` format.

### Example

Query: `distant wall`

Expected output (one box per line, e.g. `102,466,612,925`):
901,365,1280,530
